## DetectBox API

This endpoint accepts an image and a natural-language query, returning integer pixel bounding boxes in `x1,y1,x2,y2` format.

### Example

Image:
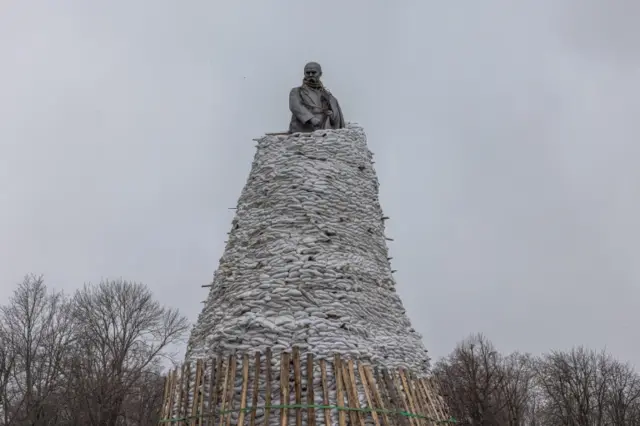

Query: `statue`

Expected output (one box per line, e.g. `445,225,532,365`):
288,62,345,133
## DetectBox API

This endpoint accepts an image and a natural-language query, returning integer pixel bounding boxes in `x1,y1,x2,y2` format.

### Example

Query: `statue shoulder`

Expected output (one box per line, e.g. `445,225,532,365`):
290,86,302,94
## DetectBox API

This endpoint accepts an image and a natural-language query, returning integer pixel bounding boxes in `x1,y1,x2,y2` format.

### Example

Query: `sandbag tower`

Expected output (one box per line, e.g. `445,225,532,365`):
159,124,451,425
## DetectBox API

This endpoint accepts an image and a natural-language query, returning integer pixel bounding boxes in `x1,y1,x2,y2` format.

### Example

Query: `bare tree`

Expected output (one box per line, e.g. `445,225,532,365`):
118,368,165,426
434,335,537,426
0,335,15,426
8,273,639,426
0,275,75,426
433,334,511,425
533,347,611,426
602,358,640,425
498,352,534,426
69,279,188,426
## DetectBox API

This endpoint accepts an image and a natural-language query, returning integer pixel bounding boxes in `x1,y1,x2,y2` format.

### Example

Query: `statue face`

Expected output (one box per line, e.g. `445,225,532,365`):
304,63,322,83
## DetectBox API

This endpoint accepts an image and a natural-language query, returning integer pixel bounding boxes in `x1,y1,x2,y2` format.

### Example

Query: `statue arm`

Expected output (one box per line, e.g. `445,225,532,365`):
289,88,314,123
329,96,345,128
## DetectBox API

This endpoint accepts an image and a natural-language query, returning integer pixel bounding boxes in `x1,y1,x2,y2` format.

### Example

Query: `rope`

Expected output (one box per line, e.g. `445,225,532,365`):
158,403,457,423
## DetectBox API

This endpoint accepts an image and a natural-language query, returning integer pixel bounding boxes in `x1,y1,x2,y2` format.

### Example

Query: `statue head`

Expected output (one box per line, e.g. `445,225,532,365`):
303,62,322,85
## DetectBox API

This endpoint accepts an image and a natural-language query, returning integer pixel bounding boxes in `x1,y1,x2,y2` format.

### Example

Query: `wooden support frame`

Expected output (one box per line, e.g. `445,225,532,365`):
159,348,450,425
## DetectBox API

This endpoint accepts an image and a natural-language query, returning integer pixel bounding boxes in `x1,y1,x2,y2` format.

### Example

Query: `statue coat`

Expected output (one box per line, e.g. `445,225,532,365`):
288,85,345,133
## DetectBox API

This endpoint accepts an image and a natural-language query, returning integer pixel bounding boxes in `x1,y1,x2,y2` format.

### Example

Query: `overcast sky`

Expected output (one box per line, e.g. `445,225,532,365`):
1,0,639,366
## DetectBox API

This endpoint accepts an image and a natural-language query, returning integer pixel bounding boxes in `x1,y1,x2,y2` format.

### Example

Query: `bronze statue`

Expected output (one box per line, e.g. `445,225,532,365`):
288,62,345,133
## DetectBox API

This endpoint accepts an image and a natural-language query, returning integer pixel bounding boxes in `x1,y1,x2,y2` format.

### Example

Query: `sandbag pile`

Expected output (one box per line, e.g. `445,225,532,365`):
185,124,430,375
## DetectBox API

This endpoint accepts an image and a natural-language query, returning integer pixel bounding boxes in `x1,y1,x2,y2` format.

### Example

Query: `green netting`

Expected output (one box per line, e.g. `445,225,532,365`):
159,403,456,423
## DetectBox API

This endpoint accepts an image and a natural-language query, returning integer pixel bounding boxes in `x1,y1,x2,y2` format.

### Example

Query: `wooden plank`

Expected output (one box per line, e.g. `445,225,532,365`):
338,361,358,426
161,370,171,420
163,370,172,420
333,354,347,426
319,359,332,426
382,369,410,426
217,357,230,426
421,379,445,423
182,363,193,426
349,360,366,426
170,369,179,421
427,379,446,425
416,376,437,426
340,362,356,425
224,355,237,426
199,361,207,426
418,380,437,423
160,372,171,420
210,357,223,426
167,370,176,420
398,369,418,426
374,368,395,426
431,380,448,420
341,360,364,426
365,366,389,426
406,374,428,426
198,360,206,426
306,353,316,426
250,352,261,426
392,370,414,426
429,380,451,420
280,351,290,426
413,382,429,426
176,365,186,425
237,354,250,426
191,360,203,426
205,359,215,426
263,349,273,426
292,347,302,426
358,363,380,426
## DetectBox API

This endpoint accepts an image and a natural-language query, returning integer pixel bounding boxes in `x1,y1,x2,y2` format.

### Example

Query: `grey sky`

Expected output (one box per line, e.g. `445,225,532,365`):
1,1,639,366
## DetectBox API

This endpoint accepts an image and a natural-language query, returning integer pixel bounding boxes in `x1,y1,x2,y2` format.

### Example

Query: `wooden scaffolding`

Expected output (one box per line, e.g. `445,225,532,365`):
159,347,452,425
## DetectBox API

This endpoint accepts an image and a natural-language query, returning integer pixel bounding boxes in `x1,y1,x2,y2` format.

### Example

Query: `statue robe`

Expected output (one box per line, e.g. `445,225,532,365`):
288,85,345,133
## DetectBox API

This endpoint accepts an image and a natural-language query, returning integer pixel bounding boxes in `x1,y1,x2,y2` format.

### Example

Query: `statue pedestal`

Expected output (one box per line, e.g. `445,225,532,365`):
164,125,449,424
187,124,429,374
